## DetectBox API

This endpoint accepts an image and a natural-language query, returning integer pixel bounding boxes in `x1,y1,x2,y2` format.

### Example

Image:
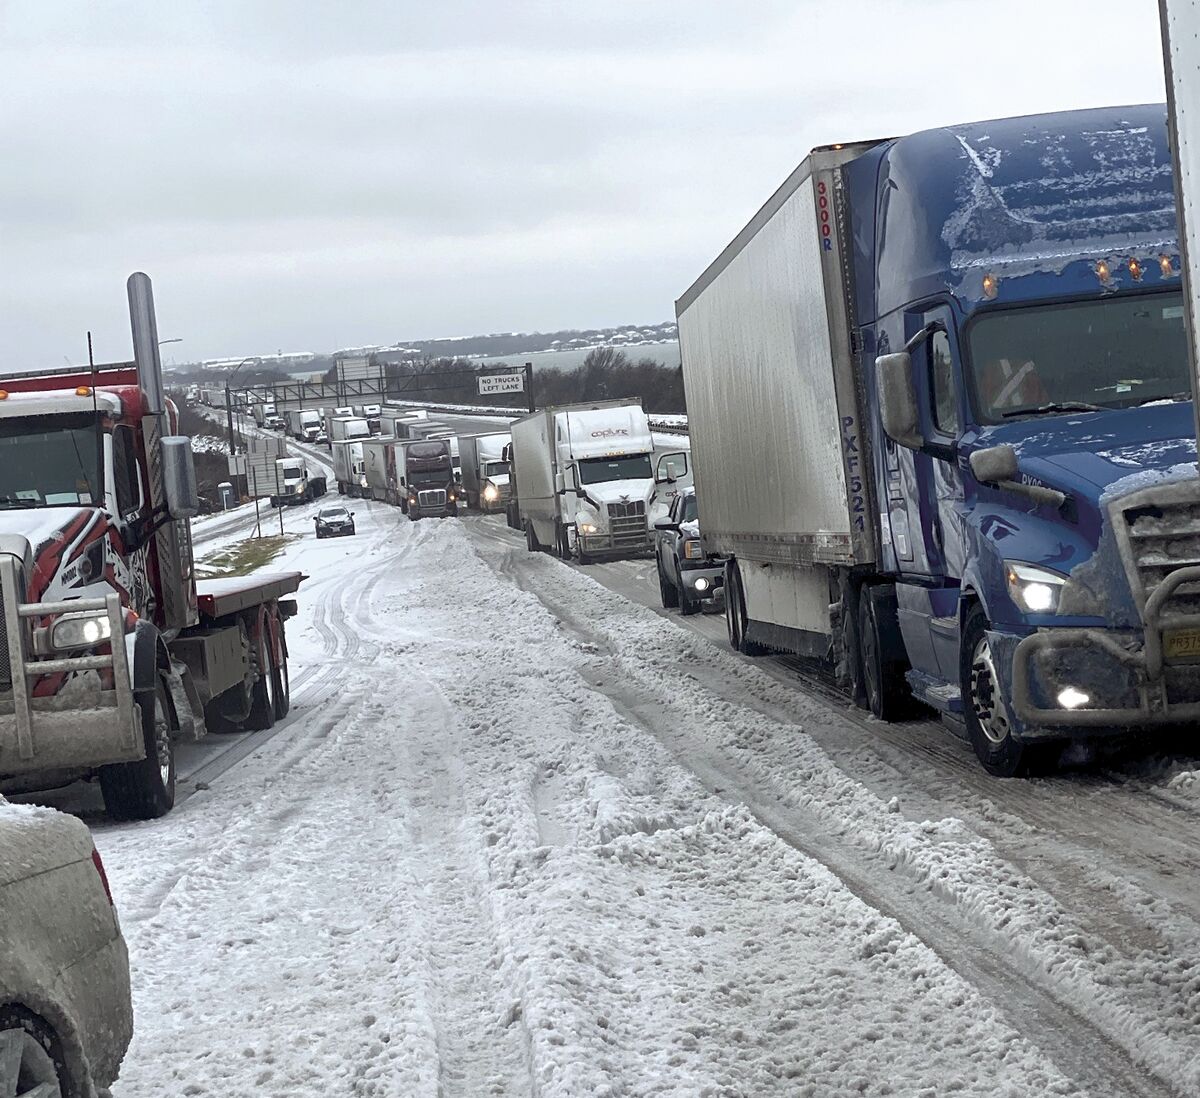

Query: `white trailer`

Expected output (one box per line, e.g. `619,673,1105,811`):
331,439,368,496
460,432,511,511
361,438,396,503
676,145,870,659
330,416,371,443
510,400,685,562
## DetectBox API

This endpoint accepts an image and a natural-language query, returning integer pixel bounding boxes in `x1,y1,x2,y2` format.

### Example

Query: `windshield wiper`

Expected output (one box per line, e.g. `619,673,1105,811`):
0,496,40,509
1001,401,1103,419
1137,392,1193,406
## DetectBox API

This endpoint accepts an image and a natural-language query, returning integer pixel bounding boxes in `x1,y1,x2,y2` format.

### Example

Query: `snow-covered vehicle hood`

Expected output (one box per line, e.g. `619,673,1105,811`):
680,518,701,538
486,473,510,488
0,506,92,552
580,479,654,508
978,402,1196,501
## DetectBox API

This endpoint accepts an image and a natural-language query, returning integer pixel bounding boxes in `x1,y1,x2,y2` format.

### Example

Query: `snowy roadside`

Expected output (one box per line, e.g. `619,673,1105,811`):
96,513,1116,1096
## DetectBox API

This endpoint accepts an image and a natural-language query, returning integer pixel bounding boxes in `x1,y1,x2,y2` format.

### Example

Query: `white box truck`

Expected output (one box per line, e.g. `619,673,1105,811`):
460,432,511,511
509,400,685,562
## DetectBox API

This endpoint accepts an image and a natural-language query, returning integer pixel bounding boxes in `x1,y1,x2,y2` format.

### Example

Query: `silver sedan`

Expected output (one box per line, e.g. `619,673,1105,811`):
0,797,132,1097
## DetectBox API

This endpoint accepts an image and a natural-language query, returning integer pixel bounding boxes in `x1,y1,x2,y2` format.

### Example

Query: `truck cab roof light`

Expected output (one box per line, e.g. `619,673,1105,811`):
0,390,8,401
1160,254,1176,277
1095,259,1112,283
76,386,92,397
982,273,999,299
1128,258,1143,281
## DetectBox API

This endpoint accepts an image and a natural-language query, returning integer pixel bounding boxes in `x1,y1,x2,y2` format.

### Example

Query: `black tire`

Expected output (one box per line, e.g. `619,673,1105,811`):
269,495,278,509
658,559,679,608
725,561,768,656
246,619,277,731
100,677,176,821
349,525,356,535
0,1005,69,1097
961,604,1051,777
316,530,324,539
679,580,699,616
857,590,910,721
525,520,540,553
272,619,290,719
554,521,570,560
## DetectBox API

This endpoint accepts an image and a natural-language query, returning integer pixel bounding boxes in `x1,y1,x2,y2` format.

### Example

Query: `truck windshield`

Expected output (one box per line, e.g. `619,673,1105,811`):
0,412,101,507
577,454,653,485
281,465,303,480
484,461,509,477
968,291,1190,424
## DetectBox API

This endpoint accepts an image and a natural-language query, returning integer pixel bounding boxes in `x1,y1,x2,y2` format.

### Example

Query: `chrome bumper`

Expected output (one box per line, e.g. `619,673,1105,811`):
0,558,138,777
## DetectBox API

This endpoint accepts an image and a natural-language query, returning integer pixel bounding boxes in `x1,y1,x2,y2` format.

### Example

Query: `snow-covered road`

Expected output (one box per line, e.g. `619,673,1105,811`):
61,502,1200,1095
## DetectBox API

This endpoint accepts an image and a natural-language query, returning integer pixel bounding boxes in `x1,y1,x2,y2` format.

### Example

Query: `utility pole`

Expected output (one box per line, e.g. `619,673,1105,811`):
224,382,236,456
525,361,535,412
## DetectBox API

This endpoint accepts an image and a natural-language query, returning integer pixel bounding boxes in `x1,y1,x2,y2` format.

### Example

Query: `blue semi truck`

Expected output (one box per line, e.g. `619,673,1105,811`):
678,104,1199,776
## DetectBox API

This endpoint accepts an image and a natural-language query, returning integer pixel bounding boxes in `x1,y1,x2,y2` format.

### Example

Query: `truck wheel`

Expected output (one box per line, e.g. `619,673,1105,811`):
679,580,699,617
100,677,176,821
525,520,540,553
725,561,767,656
961,604,1052,777
658,560,679,609
245,620,277,731
857,591,910,721
272,622,291,719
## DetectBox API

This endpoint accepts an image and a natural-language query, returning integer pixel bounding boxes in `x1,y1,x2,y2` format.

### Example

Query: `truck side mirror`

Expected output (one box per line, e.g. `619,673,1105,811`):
554,472,567,495
875,352,925,450
969,444,1019,484
969,444,1067,508
161,436,200,519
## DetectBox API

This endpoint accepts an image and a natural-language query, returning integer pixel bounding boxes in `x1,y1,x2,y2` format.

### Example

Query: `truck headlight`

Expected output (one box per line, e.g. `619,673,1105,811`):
483,484,499,501
579,522,598,534
683,539,704,560
51,611,113,651
1005,561,1067,614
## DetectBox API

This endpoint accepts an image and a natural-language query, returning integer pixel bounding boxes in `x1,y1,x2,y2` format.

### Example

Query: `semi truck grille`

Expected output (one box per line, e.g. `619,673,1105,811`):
610,515,649,547
607,500,645,519
1118,486,1200,616
418,489,447,508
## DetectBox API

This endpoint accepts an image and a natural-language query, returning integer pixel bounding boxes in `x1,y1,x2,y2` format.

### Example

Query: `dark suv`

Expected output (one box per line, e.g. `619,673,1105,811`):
653,488,723,615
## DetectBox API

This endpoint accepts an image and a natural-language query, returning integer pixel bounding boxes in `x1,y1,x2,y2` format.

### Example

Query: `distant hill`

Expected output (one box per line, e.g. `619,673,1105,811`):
345,321,679,361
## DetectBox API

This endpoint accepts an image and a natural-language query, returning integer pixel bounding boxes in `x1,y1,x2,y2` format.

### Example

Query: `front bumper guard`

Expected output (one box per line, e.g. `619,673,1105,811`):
0,557,138,776
1012,564,1200,728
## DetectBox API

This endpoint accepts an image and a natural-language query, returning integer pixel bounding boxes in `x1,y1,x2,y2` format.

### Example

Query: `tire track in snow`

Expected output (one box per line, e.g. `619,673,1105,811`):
474,538,1189,1098
387,668,535,1097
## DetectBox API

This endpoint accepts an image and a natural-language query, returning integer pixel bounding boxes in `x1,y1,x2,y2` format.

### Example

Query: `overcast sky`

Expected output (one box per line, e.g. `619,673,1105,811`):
0,0,1171,366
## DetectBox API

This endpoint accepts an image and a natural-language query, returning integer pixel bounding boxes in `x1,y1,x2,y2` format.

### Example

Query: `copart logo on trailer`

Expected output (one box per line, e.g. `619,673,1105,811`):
590,428,629,438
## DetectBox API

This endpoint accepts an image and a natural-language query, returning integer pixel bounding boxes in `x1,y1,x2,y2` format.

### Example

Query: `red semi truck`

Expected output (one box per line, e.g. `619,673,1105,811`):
0,273,302,820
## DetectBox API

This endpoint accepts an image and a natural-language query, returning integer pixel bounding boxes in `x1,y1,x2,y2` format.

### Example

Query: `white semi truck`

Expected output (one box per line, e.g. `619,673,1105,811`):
460,432,511,512
509,400,688,562
269,457,327,507
285,408,322,443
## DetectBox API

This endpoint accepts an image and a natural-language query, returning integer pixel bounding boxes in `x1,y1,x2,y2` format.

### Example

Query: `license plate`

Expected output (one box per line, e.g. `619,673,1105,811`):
1165,628,1200,661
